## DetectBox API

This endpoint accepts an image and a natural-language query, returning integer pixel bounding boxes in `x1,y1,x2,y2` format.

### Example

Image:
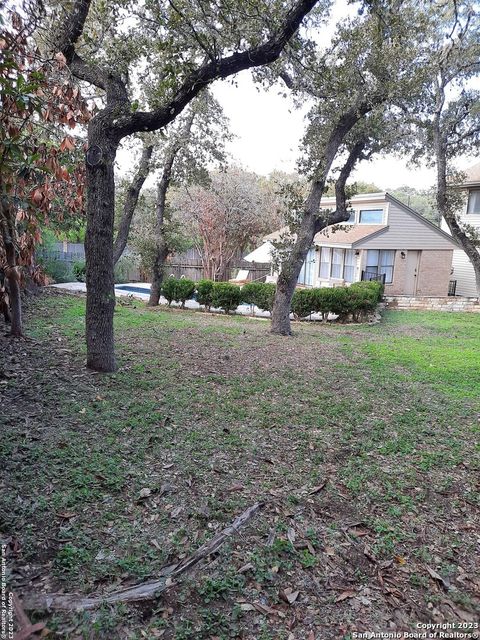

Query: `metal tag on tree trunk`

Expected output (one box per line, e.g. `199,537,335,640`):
86,145,103,166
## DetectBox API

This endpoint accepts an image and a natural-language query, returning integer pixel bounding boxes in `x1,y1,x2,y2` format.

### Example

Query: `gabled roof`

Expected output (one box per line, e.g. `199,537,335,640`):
385,193,459,247
314,224,387,247
461,161,480,187
263,191,459,249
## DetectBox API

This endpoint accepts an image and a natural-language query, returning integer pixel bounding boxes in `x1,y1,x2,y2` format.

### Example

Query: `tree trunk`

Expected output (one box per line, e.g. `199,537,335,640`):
148,163,174,307
148,114,195,306
113,144,154,265
270,207,320,334
270,106,372,335
0,201,22,337
85,117,119,372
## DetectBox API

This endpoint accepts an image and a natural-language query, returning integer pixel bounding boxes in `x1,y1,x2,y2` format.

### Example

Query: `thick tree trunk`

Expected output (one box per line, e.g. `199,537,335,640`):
85,116,119,372
0,202,22,337
271,209,319,334
113,144,154,265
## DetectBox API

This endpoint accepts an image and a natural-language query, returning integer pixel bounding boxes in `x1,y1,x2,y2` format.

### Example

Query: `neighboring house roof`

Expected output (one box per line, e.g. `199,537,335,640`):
460,161,480,187
243,241,274,263
263,227,290,243
314,224,388,247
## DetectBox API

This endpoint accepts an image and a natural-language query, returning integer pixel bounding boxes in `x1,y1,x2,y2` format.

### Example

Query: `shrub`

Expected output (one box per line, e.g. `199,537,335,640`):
39,258,73,283
72,260,86,282
241,282,261,306
326,287,351,320
175,278,195,307
211,282,242,314
241,282,276,314
254,283,276,313
291,289,316,319
346,286,379,322
161,277,195,307
161,276,177,305
196,279,214,310
349,280,384,302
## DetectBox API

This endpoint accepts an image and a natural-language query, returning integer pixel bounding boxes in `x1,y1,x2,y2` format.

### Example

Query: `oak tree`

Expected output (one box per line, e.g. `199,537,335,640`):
46,0,324,371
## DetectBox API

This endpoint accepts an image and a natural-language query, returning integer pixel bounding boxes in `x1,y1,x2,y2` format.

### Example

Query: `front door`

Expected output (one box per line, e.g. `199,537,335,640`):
405,250,420,295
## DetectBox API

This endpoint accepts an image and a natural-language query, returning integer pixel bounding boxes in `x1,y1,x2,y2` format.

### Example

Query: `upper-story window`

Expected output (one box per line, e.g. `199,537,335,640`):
359,209,384,224
467,189,480,214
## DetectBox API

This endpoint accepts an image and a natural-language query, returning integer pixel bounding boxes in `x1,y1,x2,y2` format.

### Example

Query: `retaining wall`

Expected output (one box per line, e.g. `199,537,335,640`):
385,296,480,312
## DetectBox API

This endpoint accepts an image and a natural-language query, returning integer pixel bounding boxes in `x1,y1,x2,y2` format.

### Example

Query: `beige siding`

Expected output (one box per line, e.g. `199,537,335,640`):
440,192,480,297
359,201,457,250
451,250,479,297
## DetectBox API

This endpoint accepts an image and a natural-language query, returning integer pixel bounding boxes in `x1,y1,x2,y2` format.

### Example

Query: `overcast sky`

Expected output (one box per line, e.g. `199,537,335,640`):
117,0,478,191
211,72,477,191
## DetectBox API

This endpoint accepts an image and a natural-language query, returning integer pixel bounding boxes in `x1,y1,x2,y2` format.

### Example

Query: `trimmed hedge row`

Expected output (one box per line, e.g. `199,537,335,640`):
160,277,383,321
292,280,383,322
161,277,242,314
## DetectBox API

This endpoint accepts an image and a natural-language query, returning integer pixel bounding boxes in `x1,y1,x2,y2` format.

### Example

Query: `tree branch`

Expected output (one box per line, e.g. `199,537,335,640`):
56,0,128,104
113,0,320,138
332,138,368,224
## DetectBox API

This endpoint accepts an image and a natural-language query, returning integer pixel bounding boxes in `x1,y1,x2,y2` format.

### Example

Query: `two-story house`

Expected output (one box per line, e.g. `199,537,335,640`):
246,192,458,297
441,162,480,297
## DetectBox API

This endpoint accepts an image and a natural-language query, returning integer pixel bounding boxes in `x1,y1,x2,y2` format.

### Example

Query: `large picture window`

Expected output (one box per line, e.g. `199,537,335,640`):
359,209,384,224
467,189,480,214
319,248,356,282
366,250,395,283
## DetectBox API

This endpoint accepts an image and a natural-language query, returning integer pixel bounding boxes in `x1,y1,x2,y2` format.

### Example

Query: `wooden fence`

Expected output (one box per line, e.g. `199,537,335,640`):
163,258,271,282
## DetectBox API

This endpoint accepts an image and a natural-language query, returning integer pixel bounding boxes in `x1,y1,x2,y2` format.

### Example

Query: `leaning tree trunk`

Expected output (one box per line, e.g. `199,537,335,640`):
113,144,154,265
148,113,195,306
84,116,119,372
148,164,174,307
0,201,22,337
271,204,321,335
270,105,372,335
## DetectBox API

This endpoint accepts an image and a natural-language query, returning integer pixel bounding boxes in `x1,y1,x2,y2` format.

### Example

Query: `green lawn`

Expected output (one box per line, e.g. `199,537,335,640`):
1,292,479,639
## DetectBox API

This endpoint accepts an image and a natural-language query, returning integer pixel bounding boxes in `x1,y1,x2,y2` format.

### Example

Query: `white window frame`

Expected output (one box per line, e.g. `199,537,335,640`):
359,209,384,224
365,249,395,284
467,189,480,214
319,248,357,282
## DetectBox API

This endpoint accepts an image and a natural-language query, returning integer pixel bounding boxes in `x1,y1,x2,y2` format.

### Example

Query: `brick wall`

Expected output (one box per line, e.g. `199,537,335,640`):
383,250,407,296
385,295,480,312
416,250,453,297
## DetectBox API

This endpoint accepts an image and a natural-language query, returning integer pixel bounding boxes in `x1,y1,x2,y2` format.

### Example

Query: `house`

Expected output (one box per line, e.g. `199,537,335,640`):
441,162,480,297
248,192,459,296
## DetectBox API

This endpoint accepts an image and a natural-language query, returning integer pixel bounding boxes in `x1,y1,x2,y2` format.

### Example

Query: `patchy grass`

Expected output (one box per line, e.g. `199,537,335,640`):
1,292,479,639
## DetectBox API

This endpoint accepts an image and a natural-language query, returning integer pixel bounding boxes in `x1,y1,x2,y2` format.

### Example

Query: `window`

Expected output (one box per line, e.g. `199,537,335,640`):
359,209,383,224
344,250,356,283
467,189,480,214
366,249,395,283
319,247,331,278
331,249,344,278
319,248,357,281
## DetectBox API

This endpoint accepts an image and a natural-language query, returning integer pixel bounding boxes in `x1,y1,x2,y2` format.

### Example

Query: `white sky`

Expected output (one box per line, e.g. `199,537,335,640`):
211,72,477,191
